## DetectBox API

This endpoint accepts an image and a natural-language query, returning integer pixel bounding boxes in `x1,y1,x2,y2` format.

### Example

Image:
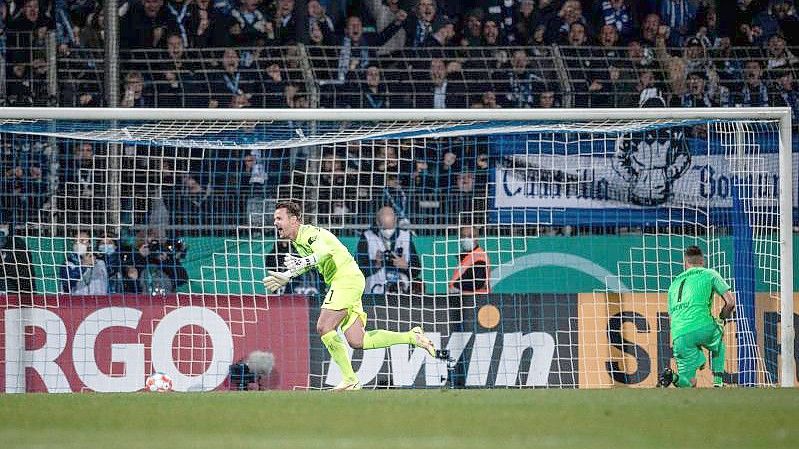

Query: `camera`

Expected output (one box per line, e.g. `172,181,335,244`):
382,247,404,266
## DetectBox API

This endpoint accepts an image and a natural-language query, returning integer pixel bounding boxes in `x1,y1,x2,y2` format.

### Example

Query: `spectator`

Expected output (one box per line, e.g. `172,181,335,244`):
437,148,459,188
509,0,538,45
0,214,34,295
481,15,502,46
682,36,713,77
665,56,688,104
752,0,795,43
261,62,286,107
316,152,350,220
211,48,261,108
419,58,466,108
765,33,798,72
499,49,545,108
121,0,168,48
659,0,698,46
307,0,335,43
595,0,638,40
772,67,799,121
411,157,436,193
7,0,50,53
447,172,479,218
5,59,34,107
264,239,321,294
354,65,390,108
364,0,405,52
120,71,151,108
771,0,799,45
95,232,122,286
695,6,723,49
75,6,105,48
538,89,558,108
155,33,200,107
677,71,717,107
721,0,762,44
563,22,615,107
734,60,770,107
273,0,297,44
448,225,491,295
169,174,214,229
115,264,144,294
629,68,659,107
380,0,444,48
336,16,375,83
382,173,410,226
639,12,662,47
228,0,273,47
472,90,501,108
356,205,420,295
597,24,631,106
1,159,47,224
460,7,483,47
421,18,455,47
188,0,224,47
544,0,587,45
712,37,743,90
60,231,109,295
163,0,193,48
627,39,659,71
26,54,49,105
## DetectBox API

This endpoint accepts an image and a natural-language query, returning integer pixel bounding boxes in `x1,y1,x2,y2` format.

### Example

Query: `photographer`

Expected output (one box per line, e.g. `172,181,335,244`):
357,205,420,295
121,238,173,295
148,238,189,290
0,214,34,295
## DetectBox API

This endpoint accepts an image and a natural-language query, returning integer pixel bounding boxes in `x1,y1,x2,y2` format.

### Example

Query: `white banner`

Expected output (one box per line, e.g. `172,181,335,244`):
495,153,797,210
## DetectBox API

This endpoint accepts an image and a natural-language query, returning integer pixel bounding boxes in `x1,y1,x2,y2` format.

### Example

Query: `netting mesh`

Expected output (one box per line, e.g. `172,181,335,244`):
0,115,791,391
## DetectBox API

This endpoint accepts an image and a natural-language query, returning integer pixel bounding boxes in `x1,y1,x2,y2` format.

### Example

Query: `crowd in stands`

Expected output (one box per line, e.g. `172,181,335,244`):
0,0,797,117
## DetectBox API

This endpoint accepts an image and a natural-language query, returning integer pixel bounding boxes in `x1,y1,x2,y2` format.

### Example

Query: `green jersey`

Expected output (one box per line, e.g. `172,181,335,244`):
667,267,731,339
292,224,364,287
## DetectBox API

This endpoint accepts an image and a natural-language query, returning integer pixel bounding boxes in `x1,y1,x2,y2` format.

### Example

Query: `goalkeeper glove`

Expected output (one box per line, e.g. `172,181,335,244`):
263,270,292,293
284,254,318,271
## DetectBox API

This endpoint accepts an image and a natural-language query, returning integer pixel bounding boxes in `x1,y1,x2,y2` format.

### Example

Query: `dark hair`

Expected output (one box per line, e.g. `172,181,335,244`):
275,201,303,220
684,245,704,264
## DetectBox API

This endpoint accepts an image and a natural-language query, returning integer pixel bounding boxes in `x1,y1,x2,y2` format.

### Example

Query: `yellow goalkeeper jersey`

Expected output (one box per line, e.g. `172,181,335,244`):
292,224,365,288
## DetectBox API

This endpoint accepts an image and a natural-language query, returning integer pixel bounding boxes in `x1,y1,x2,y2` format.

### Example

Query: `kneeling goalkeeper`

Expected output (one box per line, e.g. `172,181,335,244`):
263,201,436,390
660,245,736,388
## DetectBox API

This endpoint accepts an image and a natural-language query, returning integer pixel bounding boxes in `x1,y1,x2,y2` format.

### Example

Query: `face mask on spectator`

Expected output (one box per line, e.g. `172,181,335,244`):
99,244,116,255
460,238,475,252
0,227,8,248
74,242,88,256
380,228,395,239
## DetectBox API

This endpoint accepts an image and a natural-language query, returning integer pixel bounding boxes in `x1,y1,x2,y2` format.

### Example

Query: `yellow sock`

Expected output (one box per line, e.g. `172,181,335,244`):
362,329,414,350
321,330,357,382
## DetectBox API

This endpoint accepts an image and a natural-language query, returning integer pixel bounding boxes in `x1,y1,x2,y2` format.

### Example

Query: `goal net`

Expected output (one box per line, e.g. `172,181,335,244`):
0,108,794,392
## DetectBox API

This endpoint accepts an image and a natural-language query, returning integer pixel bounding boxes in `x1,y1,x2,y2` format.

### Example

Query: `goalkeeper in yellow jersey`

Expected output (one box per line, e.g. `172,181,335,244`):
659,246,736,388
263,201,437,391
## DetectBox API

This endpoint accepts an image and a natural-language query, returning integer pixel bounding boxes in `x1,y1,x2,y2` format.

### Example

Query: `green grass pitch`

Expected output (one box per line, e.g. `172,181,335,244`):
1,389,796,449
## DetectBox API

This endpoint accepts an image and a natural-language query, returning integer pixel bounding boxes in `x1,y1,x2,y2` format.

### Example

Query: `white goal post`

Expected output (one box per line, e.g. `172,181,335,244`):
0,107,793,389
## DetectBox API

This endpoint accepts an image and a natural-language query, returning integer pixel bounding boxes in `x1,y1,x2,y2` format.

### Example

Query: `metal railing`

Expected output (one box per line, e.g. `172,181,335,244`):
4,43,798,112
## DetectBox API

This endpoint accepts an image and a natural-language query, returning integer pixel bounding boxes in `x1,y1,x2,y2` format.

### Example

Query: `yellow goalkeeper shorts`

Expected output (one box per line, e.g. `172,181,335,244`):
322,281,367,332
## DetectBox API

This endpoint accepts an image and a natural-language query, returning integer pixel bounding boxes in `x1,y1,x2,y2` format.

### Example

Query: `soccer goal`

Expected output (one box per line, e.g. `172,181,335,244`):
0,107,794,391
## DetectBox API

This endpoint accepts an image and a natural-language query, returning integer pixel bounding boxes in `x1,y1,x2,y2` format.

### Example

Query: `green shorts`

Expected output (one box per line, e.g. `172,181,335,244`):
672,322,724,381
322,278,366,332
